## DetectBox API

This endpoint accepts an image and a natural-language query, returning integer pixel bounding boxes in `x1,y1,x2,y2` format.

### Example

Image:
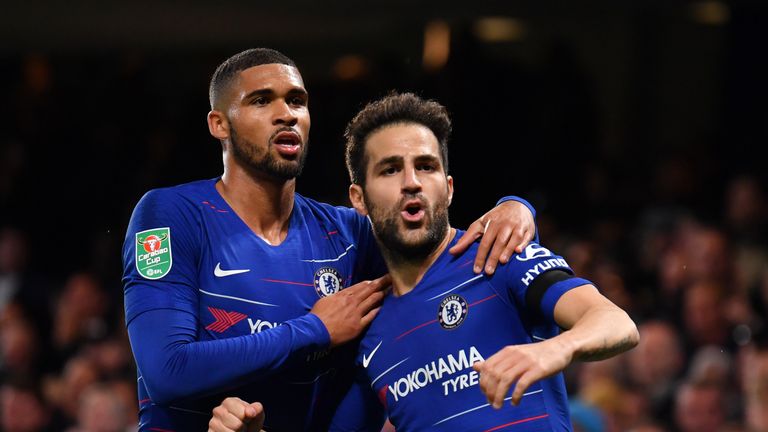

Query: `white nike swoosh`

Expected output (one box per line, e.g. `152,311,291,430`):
362,341,383,368
214,263,251,277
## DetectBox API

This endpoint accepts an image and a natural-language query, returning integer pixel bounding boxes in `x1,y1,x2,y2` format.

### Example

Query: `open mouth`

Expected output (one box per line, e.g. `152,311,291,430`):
273,130,301,156
401,200,425,222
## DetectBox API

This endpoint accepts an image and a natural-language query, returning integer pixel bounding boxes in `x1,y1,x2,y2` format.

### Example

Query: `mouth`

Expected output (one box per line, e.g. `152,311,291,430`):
401,199,426,223
272,130,301,157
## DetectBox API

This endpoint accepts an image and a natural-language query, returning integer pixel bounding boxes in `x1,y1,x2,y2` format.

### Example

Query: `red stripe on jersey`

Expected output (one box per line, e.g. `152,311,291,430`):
469,294,498,307
483,414,549,431
395,319,438,341
262,278,314,287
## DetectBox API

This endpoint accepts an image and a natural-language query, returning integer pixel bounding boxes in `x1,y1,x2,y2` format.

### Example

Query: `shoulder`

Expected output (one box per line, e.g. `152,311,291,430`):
126,180,214,243
134,179,214,213
294,193,365,226
500,242,574,286
510,243,570,268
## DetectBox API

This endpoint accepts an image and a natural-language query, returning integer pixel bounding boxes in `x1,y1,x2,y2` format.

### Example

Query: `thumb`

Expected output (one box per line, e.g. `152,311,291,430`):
246,402,265,432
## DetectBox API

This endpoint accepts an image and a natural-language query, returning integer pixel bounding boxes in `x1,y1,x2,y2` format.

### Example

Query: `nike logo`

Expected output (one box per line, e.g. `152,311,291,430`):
362,341,383,368
214,263,250,277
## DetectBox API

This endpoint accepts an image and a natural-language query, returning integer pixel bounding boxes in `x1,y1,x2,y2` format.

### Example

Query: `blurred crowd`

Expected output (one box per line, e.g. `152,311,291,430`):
2,176,766,432
552,173,768,432
1,47,767,431
0,227,137,432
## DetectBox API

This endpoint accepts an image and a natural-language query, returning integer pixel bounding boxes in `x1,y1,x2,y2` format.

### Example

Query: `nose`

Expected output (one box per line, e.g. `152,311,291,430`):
401,165,422,193
272,99,298,126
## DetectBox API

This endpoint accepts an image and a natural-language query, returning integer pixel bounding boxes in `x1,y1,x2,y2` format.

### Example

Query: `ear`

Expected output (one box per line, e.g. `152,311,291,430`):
207,110,230,140
446,175,454,207
349,184,368,216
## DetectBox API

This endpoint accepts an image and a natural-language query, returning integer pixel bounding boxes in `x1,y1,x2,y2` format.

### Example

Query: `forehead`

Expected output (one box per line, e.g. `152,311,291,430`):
365,123,440,163
233,63,305,95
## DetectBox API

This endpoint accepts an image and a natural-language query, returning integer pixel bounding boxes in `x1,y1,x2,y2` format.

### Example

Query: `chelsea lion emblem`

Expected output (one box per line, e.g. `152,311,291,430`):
314,267,344,297
438,294,468,329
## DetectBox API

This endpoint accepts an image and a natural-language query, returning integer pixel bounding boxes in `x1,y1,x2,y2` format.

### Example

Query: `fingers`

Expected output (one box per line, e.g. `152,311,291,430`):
372,274,392,289
449,219,483,256
360,306,382,327
509,373,533,406
358,289,385,314
474,219,499,274
247,402,265,432
210,397,254,432
484,226,513,274
221,397,256,418
490,363,526,408
511,226,532,254
477,352,520,409
346,274,391,298
476,346,540,409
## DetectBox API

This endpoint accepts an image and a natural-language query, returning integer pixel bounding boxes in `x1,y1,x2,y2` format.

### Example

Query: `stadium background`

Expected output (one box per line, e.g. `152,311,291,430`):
0,1,767,431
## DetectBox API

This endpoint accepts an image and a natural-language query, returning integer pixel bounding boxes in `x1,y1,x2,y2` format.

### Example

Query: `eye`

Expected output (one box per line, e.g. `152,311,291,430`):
252,96,269,106
417,163,436,172
289,96,307,106
382,166,399,175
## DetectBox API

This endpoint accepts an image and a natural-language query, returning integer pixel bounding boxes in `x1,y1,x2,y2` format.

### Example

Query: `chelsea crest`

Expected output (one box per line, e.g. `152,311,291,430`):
314,267,344,297
438,294,468,329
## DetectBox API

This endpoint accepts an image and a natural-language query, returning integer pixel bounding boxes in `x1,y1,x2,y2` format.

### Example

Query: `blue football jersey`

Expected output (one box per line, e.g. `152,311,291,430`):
353,231,590,431
122,178,386,431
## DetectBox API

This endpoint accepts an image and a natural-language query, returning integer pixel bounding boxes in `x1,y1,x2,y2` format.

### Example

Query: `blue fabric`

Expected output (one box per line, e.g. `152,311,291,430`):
332,232,590,431
123,178,386,431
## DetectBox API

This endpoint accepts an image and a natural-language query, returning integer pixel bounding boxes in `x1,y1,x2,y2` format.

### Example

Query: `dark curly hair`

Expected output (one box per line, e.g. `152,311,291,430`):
344,92,452,187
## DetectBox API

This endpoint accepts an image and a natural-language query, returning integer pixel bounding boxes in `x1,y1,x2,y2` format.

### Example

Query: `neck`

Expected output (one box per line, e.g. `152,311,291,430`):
217,157,295,245
382,227,456,297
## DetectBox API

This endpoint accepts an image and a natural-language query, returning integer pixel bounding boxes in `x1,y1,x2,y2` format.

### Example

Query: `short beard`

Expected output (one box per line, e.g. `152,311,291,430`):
230,126,308,180
366,193,450,265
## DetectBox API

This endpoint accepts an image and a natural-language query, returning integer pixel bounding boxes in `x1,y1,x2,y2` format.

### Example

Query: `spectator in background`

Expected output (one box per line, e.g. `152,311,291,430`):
673,380,726,432
51,272,110,369
66,383,131,432
739,336,768,432
683,226,732,288
725,175,768,248
0,312,41,379
626,320,685,428
0,227,29,312
44,355,100,428
0,227,52,343
626,420,668,432
572,356,650,432
0,377,52,432
681,281,732,354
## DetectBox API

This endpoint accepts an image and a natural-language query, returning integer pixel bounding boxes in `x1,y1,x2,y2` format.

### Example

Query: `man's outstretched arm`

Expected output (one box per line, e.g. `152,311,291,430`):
129,275,388,404
473,284,639,408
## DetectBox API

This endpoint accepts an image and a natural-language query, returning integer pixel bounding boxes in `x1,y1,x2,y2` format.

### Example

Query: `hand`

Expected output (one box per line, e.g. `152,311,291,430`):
208,397,265,432
310,274,390,346
473,339,572,408
449,200,536,275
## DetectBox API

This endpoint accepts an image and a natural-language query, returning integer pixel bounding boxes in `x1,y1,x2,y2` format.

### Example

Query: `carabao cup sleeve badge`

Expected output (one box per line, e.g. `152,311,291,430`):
314,267,343,297
135,227,172,280
438,294,468,329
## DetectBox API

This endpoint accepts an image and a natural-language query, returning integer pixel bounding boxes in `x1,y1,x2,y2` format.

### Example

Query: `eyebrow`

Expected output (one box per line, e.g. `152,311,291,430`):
414,154,441,165
373,154,441,169
241,87,308,102
373,155,402,170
